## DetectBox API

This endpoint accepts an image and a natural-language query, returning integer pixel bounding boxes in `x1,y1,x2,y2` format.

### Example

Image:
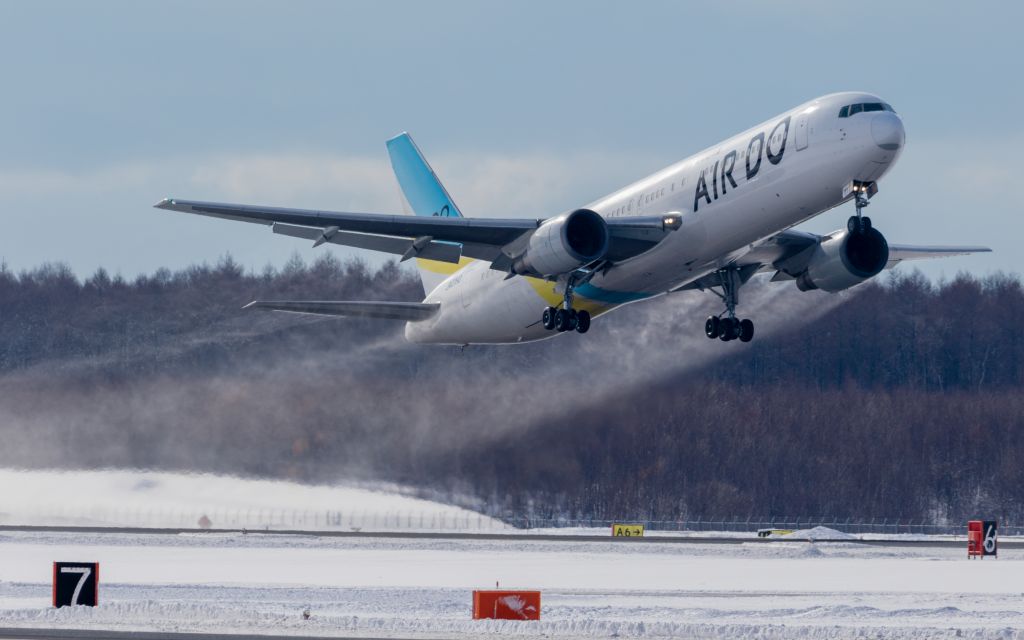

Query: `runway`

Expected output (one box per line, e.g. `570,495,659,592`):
0,524,1009,548
1,528,1021,639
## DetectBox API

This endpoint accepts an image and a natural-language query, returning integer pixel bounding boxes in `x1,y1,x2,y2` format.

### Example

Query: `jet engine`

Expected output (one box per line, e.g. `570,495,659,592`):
513,209,609,277
796,227,889,292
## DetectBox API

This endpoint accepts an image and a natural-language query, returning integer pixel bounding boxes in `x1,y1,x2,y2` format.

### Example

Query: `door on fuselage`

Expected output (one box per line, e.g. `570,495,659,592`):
795,113,809,150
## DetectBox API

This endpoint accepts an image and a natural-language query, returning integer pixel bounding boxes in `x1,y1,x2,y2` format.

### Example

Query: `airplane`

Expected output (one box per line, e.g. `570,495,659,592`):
155,91,990,345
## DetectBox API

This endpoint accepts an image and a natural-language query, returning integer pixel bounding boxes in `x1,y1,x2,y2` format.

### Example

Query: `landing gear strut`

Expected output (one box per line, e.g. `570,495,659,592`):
704,266,754,343
541,272,591,334
847,187,873,235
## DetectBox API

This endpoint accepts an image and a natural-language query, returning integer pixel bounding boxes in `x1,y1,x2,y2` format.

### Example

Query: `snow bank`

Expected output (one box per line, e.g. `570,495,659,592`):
785,526,859,540
0,468,503,531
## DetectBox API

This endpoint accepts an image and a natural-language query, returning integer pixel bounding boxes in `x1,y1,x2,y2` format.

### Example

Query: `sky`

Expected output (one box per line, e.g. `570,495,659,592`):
0,0,1019,281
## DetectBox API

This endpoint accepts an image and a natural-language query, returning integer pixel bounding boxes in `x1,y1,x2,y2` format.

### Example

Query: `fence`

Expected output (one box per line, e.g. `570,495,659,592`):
510,516,1024,536
3,506,1021,536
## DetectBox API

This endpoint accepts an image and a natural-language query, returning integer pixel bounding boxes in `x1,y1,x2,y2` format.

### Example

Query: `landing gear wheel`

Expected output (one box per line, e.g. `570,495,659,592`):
847,215,873,235
718,317,740,342
705,316,720,339
575,310,591,334
739,318,754,343
542,307,557,330
554,308,572,332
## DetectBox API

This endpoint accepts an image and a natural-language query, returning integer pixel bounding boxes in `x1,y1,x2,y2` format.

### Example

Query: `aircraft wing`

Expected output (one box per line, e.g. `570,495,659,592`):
243,300,440,321
154,198,677,265
675,229,991,291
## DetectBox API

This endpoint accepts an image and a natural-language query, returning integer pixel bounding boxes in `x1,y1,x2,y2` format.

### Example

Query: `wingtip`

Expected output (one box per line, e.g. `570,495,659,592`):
242,300,261,310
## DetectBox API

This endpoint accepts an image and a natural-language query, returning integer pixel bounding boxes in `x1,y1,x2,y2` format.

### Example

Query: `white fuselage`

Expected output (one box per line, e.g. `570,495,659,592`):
406,92,905,344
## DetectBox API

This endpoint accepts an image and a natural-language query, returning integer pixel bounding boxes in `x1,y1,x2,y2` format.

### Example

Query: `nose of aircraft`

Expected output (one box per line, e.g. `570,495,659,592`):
871,112,905,150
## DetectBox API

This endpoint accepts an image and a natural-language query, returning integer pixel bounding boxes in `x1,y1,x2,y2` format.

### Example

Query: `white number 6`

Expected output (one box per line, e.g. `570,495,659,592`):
983,525,997,554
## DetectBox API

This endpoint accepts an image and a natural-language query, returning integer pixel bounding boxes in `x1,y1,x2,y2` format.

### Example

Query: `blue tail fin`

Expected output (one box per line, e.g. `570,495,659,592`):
386,133,463,219
386,133,467,294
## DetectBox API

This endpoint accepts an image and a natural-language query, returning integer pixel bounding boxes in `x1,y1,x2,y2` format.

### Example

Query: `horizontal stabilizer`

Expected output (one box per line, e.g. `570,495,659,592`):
244,300,440,321
886,244,991,267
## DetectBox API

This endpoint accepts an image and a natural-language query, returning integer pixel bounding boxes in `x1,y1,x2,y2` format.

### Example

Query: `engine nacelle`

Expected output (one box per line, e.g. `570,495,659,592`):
796,227,889,293
513,209,609,277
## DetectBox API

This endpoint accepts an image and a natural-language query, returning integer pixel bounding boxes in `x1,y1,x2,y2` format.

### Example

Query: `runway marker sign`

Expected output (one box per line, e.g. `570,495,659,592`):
473,590,541,620
611,524,645,537
53,562,99,607
967,520,997,559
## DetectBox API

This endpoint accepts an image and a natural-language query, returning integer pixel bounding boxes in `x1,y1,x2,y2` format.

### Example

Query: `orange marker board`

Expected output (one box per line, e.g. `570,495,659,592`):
472,590,541,620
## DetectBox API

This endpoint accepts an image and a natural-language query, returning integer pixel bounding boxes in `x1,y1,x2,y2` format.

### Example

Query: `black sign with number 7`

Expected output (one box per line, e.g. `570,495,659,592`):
53,562,99,607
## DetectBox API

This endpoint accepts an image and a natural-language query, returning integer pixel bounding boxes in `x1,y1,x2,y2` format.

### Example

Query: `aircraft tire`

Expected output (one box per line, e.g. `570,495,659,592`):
554,308,571,332
719,317,739,341
575,310,591,334
739,319,754,342
848,215,873,235
542,307,557,330
705,315,720,339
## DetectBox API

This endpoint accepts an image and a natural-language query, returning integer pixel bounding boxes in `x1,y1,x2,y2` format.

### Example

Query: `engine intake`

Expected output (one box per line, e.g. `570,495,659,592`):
796,227,889,292
514,209,609,277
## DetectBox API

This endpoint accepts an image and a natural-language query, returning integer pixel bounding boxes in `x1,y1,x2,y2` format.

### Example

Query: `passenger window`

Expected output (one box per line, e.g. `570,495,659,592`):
838,105,849,118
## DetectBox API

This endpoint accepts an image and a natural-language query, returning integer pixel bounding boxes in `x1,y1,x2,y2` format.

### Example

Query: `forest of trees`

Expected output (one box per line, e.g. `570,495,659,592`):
1,254,1021,525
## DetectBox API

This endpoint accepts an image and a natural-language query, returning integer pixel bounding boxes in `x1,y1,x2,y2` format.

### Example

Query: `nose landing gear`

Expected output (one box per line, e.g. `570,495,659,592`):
847,185,873,235
704,266,755,343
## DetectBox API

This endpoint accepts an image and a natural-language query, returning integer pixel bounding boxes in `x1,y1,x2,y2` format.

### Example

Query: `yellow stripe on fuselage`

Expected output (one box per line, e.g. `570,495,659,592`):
415,257,613,316
416,256,476,275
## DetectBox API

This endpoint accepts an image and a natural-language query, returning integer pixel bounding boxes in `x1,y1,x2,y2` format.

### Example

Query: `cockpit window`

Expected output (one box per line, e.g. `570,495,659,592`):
839,102,896,118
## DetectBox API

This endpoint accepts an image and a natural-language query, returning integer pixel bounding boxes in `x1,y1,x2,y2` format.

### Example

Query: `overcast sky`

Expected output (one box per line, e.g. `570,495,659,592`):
0,0,1018,280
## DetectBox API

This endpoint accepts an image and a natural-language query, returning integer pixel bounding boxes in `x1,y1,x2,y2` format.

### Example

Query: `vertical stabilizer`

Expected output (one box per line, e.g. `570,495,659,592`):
386,133,467,295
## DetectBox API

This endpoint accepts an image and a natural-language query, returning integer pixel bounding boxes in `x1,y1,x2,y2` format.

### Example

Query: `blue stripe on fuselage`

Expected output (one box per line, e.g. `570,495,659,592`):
575,283,651,305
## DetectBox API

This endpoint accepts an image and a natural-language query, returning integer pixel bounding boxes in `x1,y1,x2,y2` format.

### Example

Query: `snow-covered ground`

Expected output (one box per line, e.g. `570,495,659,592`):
0,468,505,531
2,469,1020,638
1,529,1021,639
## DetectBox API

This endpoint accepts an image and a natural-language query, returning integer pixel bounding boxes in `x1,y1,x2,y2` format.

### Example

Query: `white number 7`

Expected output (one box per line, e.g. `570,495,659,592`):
60,567,91,605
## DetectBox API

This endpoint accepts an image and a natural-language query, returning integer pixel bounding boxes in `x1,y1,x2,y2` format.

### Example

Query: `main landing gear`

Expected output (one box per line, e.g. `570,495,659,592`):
541,273,591,334
704,266,755,343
